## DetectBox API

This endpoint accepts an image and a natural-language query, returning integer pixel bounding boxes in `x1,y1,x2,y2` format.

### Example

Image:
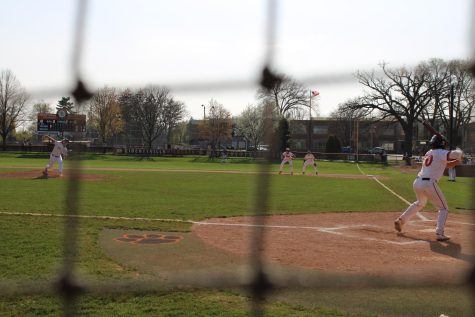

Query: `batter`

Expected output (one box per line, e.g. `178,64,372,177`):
394,134,464,241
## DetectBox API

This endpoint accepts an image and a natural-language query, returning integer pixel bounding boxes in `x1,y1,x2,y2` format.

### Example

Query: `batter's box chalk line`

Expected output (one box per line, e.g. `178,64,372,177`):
193,221,425,246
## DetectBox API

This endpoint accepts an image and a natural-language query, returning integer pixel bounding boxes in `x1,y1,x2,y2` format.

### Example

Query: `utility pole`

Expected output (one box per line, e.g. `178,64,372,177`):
201,104,206,121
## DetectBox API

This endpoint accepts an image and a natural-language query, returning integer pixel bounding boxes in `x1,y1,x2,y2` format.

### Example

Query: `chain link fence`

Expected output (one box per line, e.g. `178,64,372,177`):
1,0,475,316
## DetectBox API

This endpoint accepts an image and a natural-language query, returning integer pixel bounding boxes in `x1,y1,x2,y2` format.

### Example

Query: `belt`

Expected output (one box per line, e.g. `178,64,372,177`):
51,154,61,157
417,177,430,181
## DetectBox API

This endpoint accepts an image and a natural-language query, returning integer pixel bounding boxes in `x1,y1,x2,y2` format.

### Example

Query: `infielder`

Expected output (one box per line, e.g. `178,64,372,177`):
43,135,69,177
302,150,318,175
278,148,295,175
394,134,464,241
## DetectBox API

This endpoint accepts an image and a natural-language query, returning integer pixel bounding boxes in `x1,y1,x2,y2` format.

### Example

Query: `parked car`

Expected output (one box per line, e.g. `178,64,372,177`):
341,146,352,153
367,147,385,154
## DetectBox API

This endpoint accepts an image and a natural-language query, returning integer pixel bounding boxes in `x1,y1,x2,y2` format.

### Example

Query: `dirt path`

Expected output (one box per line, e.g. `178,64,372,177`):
0,167,382,180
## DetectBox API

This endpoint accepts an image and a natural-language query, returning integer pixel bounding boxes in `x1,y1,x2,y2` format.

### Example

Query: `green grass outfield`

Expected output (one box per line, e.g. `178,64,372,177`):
0,152,474,316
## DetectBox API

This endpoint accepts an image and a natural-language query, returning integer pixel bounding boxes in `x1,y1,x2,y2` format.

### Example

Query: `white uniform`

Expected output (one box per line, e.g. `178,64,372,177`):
45,141,68,175
279,150,295,174
302,153,318,175
448,166,456,181
397,148,463,236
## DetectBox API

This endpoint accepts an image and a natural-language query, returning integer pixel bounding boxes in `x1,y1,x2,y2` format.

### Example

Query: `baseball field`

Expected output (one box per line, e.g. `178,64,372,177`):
0,151,474,317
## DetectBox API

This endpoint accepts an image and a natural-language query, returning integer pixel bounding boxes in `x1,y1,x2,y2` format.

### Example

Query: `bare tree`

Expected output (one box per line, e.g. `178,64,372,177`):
30,101,53,120
162,98,187,147
27,101,53,134
0,70,29,150
419,58,451,126
87,87,124,145
199,99,232,150
438,60,475,147
330,99,371,148
257,74,309,118
351,62,434,162
118,88,142,145
133,86,169,149
235,102,268,150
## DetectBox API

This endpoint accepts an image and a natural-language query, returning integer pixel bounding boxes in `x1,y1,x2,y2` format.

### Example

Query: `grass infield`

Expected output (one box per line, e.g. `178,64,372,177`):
0,152,473,316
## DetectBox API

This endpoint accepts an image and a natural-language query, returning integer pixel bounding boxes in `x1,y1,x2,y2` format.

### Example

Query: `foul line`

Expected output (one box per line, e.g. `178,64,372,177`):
356,164,429,221
5,211,471,245
0,211,194,224
192,221,425,245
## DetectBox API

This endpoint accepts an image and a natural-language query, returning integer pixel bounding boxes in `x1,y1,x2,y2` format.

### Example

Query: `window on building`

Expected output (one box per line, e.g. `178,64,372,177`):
313,125,328,134
381,128,394,136
382,142,394,151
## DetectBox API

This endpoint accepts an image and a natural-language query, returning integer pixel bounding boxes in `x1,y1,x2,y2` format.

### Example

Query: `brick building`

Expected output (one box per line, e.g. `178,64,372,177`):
188,117,475,154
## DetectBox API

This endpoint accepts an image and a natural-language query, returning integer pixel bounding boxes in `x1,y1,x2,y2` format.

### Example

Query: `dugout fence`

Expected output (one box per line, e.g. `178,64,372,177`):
1,0,475,316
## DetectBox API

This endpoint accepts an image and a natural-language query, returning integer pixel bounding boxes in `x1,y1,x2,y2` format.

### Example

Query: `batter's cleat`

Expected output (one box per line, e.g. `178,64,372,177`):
315,172,318,175
436,234,450,242
394,218,403,232
278,171,282,175
302,172,305,175
290,172,293,176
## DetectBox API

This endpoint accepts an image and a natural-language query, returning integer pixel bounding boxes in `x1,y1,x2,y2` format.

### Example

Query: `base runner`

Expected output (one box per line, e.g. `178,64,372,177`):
43,135,69,177
302,150,318,175
279,148,295,175
394,135,464,241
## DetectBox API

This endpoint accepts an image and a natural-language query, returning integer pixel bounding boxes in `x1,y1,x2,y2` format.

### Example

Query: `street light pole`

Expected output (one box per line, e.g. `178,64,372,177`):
308,90,312,151
201,104,206,121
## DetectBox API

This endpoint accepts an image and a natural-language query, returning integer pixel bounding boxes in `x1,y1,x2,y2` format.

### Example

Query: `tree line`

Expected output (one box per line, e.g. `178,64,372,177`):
331,58,474,160
1,57,473,154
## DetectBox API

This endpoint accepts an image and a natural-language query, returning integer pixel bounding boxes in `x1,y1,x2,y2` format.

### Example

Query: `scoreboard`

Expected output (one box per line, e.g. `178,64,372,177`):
37,111,86,136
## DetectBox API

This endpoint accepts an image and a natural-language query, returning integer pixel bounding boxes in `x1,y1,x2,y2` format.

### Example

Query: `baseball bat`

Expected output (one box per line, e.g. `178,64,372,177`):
421,120,442,137
420,119,450,142
419,119,456,151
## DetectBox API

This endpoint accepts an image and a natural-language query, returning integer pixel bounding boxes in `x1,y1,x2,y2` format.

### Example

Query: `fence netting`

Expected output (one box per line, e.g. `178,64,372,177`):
1,0,475,316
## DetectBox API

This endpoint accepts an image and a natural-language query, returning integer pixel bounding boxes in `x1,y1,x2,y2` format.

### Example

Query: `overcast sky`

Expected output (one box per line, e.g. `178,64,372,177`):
1,0,473,121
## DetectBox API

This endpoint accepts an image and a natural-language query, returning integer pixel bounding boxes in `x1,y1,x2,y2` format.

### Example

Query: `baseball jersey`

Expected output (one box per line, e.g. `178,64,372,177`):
51,141,68,157
281,151,294,162
418,149,450,181
304,153,315,162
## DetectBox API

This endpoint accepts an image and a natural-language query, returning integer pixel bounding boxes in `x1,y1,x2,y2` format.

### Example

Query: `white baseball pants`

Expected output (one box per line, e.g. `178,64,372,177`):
279,160,293,173
399,177,449,235
46,154,64,174
302,161,317,173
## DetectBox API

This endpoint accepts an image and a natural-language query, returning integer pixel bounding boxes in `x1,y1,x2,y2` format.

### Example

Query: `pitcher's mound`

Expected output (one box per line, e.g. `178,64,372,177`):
0,169,107,181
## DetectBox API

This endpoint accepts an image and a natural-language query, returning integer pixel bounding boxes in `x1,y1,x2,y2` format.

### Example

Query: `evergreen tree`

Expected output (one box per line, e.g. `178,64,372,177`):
272,118,291,155
56,97,75,113
325,135,342,154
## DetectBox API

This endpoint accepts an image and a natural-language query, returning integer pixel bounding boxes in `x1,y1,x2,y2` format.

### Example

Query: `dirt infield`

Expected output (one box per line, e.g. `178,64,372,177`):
192,211,475,283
